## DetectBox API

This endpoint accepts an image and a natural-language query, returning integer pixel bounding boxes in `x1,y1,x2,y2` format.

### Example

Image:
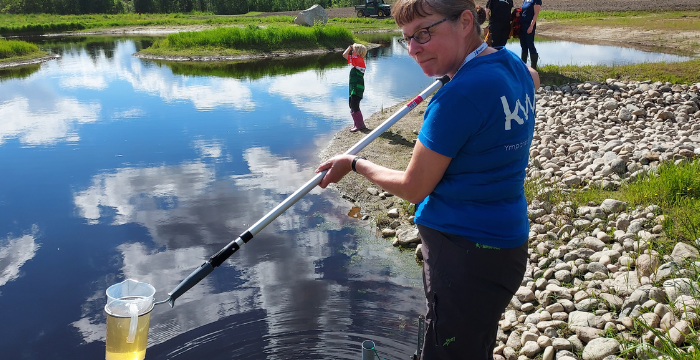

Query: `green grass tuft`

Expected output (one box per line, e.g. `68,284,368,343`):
0,38,40,59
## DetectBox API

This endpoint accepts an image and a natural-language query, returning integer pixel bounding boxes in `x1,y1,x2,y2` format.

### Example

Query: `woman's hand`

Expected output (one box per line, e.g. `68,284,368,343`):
527,22,535,34
316,155,354,188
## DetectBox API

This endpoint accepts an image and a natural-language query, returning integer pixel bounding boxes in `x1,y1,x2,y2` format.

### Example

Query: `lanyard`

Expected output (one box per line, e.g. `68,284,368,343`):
454,41,488,76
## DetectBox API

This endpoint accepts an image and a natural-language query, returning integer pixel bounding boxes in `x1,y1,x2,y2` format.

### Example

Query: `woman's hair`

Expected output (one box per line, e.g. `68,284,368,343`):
475,5,486,25
393,0,482,37
352,43,368,58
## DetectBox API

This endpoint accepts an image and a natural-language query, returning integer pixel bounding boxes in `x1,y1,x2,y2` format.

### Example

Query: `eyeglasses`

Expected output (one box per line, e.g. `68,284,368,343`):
398,17,450,49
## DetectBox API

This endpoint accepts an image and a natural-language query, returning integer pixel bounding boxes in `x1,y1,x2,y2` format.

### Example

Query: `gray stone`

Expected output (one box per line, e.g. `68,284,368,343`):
635,254,660,277
520,341,541,357
576,299,599,312
396,227,421,245
567,335,584,353
387,208,399,218
543,346,555,360
599,293,624,309
507,330,522,350
555,270,573,283
671,242,700,261
664,278,698,303
600,199,626,213
516,287,536,302
293,4,328,26
569,311,596,328
582,338,620,360
576,326,602,343
552,338,572,350
613,271,641,296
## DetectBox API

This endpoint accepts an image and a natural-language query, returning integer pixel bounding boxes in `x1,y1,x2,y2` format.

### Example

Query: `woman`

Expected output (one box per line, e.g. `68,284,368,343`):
317,0,539,358
519,0,541,69
343,43,368,132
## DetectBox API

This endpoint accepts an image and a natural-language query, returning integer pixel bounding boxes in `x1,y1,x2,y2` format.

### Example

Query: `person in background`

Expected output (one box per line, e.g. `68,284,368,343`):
343,43,368,132
486,0,513,47
317,0,539,358
519,0,541,69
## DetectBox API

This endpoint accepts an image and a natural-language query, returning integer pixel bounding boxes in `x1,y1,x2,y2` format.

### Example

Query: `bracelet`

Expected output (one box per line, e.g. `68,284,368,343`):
351,156,366,173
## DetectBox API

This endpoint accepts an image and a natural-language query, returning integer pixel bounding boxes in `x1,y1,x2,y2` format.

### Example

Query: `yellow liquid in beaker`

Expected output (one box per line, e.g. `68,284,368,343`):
105,312,151,360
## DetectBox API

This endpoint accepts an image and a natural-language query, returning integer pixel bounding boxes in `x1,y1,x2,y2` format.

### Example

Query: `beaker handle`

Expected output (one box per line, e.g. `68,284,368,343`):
126,303,138,343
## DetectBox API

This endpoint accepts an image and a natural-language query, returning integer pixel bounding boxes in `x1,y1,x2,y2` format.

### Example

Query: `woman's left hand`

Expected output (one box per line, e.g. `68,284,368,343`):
316,155,354,188
527,23,534,34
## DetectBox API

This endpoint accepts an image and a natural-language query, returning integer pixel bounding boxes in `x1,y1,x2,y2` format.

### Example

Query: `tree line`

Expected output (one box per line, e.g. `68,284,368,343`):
0,0,356,15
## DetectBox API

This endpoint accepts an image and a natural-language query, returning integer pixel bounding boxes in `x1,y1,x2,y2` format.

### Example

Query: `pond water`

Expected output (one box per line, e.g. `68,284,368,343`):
0,37,430,360
0,34,692,359
501,37,694,66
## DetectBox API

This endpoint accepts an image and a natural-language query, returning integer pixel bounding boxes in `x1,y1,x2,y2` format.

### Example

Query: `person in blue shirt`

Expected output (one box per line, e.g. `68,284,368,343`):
316,0,539,358
519,0,542,69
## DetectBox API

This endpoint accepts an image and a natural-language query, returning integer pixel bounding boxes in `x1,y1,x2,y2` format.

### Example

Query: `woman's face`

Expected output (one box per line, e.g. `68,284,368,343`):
401,11,470,77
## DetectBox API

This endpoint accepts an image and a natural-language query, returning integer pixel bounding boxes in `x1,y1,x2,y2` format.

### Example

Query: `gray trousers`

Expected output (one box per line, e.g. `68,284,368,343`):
417,225,527,360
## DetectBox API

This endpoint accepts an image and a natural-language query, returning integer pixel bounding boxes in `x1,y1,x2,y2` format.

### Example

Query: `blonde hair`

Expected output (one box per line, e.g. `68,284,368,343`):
352,43,368,58
393,0,482,37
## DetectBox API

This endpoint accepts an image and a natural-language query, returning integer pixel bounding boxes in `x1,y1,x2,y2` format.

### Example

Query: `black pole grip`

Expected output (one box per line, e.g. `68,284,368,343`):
167,261,215,307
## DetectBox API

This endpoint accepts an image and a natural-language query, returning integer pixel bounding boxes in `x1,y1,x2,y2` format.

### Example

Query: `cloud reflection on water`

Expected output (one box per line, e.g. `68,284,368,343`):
0,226,40,288
0,97,100,146
70,144,339,346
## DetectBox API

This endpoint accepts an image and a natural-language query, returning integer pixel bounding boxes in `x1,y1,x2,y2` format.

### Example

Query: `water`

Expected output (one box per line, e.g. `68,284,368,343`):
502,36,694,66
0,36,428,359
0,34,690,359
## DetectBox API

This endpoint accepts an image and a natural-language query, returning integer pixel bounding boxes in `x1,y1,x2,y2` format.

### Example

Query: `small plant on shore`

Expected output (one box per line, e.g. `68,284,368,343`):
399,199,415,216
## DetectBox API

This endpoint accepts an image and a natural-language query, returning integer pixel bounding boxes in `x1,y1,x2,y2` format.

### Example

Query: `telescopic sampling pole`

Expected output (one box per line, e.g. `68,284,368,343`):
160,75,451,308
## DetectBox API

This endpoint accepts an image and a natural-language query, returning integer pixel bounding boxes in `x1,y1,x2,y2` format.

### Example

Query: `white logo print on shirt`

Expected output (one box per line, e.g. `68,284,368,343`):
500,93,536,130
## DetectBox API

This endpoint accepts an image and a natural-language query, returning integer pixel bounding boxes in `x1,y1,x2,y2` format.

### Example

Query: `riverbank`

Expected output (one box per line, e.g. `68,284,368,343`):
320,77,700,358
135,24,357,62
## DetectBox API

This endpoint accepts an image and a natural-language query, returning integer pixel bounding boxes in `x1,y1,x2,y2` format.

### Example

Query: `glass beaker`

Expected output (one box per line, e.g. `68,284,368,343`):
105,279,155,360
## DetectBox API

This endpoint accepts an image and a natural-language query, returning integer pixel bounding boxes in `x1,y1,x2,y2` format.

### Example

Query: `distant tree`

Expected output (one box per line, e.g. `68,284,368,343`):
134,0,156,12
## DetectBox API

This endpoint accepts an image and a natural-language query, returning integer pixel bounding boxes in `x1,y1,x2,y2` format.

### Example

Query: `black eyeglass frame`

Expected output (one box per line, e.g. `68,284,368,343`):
398,16,453,49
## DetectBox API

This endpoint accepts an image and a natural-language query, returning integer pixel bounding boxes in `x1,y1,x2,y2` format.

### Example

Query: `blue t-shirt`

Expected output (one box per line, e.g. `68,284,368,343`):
415,48,535,248
521,0,542,22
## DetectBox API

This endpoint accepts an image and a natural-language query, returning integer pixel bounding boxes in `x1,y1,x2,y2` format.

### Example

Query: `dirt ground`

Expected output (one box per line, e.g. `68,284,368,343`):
260,2,700,56
259,1,700,18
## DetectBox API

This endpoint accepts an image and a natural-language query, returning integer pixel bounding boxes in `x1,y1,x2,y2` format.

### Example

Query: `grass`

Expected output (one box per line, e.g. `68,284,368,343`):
0,38,40,58
539,10,700,32
0,38,47,62
0,12,396,36
538,59,700,86
527,161,700,357
527,161,700,243
0,12,299,35
140,24,355,56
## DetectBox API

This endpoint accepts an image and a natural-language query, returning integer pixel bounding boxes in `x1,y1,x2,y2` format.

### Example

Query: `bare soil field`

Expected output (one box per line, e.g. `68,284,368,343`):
258,0,700,18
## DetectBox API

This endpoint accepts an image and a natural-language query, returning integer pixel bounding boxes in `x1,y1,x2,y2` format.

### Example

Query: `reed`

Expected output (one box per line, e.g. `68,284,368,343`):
146,24,354,54
0,39,40,59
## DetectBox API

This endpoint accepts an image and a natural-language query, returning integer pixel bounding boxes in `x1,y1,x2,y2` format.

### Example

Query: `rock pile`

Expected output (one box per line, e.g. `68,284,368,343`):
365,79,700,359
528,79,700,191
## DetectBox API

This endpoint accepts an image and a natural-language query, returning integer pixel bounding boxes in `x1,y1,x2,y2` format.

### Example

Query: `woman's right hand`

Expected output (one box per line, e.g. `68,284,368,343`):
316,155,354,188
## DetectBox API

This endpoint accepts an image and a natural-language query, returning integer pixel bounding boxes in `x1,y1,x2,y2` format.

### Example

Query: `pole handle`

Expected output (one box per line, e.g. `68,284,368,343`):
167,261,214,307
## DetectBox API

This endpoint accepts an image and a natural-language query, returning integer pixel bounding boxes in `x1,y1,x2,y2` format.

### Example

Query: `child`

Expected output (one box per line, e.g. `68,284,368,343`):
342,43,368,132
